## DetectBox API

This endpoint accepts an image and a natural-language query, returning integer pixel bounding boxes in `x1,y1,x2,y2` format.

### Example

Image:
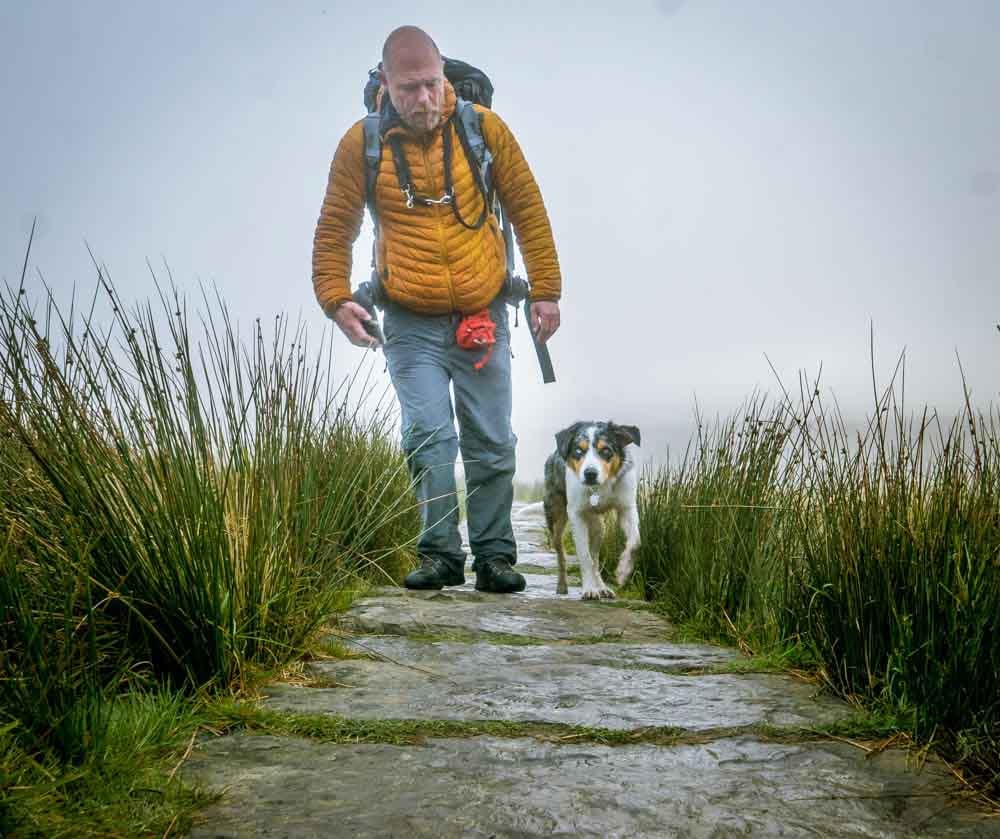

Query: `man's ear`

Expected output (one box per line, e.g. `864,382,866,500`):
555,422,584,460
610,422,641,448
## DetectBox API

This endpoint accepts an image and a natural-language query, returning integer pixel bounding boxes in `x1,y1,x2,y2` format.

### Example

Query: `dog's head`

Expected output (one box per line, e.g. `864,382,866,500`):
554,421,641,487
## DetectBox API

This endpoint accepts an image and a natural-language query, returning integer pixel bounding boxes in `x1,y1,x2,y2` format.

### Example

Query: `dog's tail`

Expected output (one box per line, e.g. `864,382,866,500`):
513,501,545,519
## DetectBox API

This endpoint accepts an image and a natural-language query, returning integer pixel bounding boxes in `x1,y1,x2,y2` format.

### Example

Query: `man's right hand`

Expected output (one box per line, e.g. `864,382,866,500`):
329,300,381,348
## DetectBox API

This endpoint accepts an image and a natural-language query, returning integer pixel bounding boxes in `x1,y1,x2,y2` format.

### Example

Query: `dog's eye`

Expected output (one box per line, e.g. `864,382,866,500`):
573,447,584,457
599,448,614,460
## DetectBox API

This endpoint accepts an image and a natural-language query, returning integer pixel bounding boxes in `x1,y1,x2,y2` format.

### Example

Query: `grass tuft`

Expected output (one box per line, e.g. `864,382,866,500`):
0,257,421,831
638,354,1000,795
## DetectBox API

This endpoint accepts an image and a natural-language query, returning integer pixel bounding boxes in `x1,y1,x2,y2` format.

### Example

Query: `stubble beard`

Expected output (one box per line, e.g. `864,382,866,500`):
405,109,441,136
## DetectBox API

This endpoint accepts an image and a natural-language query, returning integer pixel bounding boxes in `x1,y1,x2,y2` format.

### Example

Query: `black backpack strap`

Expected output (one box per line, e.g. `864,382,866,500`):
387,134,421,209
362,112,382,224
442,125,488,230
453,100,517,284
456,98,513,284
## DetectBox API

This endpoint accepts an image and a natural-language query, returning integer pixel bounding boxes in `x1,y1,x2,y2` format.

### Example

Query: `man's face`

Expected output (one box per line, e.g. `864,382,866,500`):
381,48,445,136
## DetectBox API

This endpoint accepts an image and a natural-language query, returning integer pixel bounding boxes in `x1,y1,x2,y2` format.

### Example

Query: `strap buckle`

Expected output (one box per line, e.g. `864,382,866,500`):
422,190,454,206
401,185,453,209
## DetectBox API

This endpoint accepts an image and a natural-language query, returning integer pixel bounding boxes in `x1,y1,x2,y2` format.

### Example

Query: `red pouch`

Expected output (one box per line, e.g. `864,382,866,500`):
455,310,496,371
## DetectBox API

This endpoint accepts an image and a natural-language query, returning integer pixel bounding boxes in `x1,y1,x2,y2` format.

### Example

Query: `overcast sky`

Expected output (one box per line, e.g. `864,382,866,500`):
3,0,998,477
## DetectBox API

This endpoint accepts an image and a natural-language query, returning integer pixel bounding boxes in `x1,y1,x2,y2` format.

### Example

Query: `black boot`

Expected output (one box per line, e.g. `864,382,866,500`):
404,555,465,590
474,557,526,594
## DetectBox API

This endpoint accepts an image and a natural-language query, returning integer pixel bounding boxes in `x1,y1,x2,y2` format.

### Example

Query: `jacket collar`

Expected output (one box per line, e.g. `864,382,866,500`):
381,80,457,141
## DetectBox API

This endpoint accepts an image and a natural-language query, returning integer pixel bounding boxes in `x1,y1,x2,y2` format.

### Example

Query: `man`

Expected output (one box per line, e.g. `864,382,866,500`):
312,26,561,593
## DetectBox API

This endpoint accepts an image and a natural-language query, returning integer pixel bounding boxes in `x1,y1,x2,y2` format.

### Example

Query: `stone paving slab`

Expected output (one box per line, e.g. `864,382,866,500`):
265,637,848,731
335,588,671,642
352,635,741,671
185,502,999,836
507,550,562,570
451,573,581,598
185,733,999,838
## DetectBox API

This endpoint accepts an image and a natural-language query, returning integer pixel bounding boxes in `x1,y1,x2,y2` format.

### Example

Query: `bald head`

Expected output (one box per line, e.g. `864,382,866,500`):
381,26,442,76
380,26,446,135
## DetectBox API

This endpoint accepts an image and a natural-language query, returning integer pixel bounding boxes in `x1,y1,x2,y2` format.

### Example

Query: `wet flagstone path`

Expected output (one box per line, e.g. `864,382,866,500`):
184,504,999,837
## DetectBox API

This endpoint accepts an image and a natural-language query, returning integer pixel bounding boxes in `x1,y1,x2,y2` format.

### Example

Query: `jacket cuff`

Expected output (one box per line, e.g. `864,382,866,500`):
322,295,352,318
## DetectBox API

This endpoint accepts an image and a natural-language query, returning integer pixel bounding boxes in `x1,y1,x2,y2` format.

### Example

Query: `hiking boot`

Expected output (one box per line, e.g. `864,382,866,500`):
404,556,465,590
474,557,526,594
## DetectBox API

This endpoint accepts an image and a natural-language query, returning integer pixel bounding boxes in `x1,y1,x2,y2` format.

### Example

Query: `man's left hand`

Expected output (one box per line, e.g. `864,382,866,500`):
529,301,560,344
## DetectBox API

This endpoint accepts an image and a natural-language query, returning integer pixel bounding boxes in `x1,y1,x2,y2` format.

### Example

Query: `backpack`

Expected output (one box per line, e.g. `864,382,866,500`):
360,58,516,288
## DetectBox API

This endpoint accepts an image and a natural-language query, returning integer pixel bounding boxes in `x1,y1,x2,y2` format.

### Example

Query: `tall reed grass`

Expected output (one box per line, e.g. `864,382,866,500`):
640,357,1000,791
0,252,419,768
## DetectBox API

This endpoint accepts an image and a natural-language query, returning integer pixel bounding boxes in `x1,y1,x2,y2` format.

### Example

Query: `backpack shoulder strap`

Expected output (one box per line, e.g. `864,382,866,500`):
454,99,518,283
453,99,494,202
362,112,382,223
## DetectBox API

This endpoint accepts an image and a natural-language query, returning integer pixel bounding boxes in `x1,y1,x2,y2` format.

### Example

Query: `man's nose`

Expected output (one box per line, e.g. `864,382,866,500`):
583,467,599,485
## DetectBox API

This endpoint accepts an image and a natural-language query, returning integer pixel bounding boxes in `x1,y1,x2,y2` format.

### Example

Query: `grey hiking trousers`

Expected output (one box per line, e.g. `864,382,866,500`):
382,295,517,574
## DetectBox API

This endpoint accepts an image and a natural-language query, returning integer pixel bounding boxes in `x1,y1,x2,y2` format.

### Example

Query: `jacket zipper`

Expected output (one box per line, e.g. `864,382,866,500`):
420,133,457,311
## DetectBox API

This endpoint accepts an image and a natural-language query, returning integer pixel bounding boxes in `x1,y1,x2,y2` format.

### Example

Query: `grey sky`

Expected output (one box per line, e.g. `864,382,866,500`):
3,0,998,476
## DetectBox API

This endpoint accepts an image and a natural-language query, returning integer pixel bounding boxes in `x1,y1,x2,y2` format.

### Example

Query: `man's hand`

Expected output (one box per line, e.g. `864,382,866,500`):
529,301,560,344
330,300,381,348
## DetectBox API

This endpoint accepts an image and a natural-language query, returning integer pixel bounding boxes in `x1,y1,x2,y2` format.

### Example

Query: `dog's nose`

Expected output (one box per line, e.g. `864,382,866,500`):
583,467,599,485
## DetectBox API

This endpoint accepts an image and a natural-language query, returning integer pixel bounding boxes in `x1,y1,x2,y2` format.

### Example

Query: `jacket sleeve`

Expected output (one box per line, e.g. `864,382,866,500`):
312,121,367,315
479,109,562,302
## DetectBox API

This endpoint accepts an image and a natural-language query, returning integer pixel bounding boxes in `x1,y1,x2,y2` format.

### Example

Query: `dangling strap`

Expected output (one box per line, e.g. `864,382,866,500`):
387,134,418,208
442,125,489,230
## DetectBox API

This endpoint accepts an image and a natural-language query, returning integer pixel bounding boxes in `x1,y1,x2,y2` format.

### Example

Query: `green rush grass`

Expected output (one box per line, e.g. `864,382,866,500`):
0,257,420,767
638,358,1000,796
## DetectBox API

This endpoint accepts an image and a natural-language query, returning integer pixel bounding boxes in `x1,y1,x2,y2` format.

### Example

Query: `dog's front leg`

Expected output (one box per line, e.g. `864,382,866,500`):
571,511,614,600
614,504,641,587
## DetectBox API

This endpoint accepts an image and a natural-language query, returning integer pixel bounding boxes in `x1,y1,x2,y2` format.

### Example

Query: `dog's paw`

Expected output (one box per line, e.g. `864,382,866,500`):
599,586,616,600
581,586,615,601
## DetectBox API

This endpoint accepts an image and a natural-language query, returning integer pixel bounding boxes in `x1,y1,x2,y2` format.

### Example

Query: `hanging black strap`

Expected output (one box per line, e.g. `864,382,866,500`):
442,123,489,230
387,134,418,207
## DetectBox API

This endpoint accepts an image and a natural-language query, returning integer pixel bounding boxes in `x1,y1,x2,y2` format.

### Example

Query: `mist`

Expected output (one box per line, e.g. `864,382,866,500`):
3,0,998,477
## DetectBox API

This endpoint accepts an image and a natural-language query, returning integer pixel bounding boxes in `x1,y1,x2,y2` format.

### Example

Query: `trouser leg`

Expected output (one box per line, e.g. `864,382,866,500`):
382,304,465,572
450,298,517,569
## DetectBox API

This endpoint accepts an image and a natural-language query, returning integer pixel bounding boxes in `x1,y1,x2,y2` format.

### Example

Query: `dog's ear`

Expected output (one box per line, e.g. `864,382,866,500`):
610,422,641,448
555,422,584,460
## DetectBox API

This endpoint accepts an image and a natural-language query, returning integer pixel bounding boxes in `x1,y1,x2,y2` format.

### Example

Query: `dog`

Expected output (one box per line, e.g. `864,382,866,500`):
542,421,641,600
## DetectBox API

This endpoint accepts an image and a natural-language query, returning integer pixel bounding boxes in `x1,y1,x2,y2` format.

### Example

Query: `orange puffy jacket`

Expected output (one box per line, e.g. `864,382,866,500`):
312,81,561,316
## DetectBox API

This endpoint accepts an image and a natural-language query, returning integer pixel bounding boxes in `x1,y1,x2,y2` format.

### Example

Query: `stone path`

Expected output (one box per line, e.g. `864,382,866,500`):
184,504,998,837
